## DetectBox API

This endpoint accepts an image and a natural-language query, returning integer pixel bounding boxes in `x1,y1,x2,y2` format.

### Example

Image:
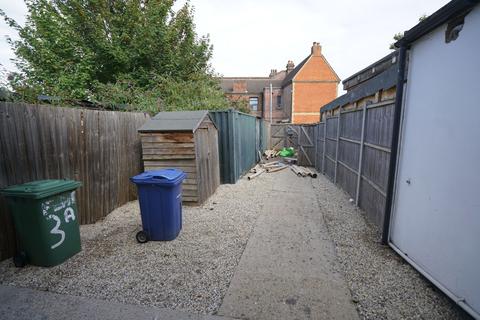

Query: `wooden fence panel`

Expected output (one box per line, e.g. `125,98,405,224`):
324,158,336,181
338,140,360,171
298,125,316,167
325,139,337,159
359,178,387,228
365,104,394,147
340,110,363,140
270,124,287,150
362,146,391,191
0,102,149,260
325,117,338,139
268,123,300,152
313,100,395,232
337,164,357,199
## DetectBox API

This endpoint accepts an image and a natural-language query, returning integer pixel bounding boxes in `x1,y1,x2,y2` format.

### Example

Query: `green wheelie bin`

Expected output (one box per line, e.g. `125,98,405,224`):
0,179,82,267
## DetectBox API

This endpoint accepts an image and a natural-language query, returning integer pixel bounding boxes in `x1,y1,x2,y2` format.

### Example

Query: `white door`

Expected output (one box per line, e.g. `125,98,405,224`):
390,6,480,319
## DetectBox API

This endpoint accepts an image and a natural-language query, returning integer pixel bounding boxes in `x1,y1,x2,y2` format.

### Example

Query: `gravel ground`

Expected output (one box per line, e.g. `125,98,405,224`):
312,174,472,320
1,169,472,319
0,176,269,314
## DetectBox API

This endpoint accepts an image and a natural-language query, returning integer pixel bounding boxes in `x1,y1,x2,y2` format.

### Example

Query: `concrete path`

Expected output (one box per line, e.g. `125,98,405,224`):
217,170,359,320
0,285,235,320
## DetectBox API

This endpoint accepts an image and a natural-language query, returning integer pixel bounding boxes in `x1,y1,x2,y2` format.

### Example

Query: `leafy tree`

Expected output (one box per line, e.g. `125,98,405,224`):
0,0,228,112
389,14,429,49
226,95,251,114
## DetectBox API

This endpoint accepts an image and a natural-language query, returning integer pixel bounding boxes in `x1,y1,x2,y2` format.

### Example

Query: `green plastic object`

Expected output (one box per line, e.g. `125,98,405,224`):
279,147,295,157
1,179,82,267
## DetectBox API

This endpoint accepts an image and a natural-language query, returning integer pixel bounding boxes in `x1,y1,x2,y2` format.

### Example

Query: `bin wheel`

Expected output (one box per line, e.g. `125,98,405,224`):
136,231,148,243
13,252,27,268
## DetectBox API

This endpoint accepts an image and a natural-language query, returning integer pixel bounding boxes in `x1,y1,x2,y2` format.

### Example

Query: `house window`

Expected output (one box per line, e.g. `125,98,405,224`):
276,95,282,109
249,97,258,111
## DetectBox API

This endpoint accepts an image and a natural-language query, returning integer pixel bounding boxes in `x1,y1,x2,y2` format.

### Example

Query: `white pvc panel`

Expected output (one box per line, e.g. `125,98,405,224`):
390,5,480,319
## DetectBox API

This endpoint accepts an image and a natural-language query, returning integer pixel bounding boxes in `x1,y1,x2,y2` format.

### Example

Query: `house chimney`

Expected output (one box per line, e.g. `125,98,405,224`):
311,42,322,56
286,60,295,74
269,69,278,78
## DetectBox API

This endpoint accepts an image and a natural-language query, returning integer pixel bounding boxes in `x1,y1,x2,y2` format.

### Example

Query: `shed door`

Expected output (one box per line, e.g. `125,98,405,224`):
390,7,480,318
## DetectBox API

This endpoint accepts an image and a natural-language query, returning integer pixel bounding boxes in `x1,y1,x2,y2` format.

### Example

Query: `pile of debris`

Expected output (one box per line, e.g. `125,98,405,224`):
263,150,280,160
248,161,287,180
247,149,317,180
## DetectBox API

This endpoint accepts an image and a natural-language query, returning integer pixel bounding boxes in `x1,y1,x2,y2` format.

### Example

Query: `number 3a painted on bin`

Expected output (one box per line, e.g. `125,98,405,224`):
49,214,65,249
64,207,75,223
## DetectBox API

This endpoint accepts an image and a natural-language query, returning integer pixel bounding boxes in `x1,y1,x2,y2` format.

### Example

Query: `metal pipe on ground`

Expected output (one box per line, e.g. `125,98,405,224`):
292,165,307,177
263,161,280,168
305,168,317,178
248,168,265,180
267,165,287,173
290,165,302,176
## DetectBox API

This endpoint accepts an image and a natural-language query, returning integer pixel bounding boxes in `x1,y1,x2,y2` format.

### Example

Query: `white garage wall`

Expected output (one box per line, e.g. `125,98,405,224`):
390,4,480,319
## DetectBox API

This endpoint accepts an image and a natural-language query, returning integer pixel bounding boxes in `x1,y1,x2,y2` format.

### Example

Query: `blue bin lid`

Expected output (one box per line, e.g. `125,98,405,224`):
131,169,186,186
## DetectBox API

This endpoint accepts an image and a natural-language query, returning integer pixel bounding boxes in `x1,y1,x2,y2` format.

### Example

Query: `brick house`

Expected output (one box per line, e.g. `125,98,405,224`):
220,43,340,124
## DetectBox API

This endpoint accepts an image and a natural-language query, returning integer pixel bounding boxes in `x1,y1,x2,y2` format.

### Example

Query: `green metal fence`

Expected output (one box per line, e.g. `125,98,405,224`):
210,110,268,184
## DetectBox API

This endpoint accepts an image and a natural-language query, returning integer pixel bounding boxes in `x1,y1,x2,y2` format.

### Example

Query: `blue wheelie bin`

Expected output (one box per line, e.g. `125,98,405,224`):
130,169,186,242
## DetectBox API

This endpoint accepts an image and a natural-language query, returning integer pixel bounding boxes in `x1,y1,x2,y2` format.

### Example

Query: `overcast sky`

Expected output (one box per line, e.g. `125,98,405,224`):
0,0,449,89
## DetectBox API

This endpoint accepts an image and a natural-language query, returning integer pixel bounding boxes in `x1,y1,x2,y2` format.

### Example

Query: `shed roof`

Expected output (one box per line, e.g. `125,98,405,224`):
138,110,215,132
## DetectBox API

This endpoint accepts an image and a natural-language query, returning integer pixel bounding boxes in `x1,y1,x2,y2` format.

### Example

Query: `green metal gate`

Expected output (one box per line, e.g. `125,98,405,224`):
210,110,268,184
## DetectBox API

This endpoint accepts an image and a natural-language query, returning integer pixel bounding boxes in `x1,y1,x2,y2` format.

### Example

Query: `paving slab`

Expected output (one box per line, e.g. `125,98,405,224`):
217,170,359,320
0,285,236,320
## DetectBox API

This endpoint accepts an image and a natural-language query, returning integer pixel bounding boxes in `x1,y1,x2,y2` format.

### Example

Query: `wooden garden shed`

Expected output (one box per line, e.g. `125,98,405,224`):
138,110,220,205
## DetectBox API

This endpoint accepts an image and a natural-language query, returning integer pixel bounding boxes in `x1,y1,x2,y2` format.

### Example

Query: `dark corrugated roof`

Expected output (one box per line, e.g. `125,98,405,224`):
396,0,479,46
342,52,398,91
138,110,213,132
321,64,398,113
281,56,309,87
220,78,283,93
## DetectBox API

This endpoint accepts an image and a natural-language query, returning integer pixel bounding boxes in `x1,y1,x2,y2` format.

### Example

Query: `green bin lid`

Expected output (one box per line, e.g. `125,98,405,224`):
0,179,82,199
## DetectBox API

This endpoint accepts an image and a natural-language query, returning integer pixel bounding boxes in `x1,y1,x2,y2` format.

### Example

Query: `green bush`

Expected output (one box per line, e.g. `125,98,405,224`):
0,0,229,112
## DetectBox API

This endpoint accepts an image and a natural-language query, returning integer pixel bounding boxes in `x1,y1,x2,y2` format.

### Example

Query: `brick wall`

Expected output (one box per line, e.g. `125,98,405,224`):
291,45,339,124
262,87,288,122
295,57,339,82
293,82,337,123
283,84,293,122
293,114,320,123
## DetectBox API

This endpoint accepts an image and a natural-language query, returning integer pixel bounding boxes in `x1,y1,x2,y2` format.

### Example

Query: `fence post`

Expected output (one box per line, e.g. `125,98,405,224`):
355,105,367,204
297,125,301,155
322,119,326,174
333,106,342,184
